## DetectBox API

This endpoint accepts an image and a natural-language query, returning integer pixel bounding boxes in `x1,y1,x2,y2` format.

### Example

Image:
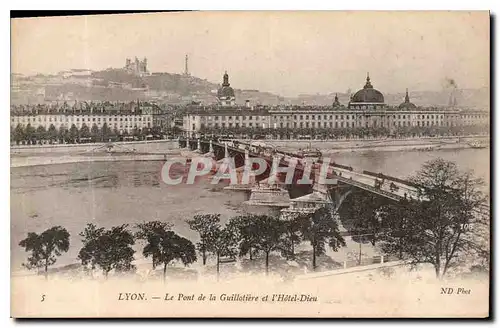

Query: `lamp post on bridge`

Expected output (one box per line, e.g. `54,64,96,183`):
224,142,229,159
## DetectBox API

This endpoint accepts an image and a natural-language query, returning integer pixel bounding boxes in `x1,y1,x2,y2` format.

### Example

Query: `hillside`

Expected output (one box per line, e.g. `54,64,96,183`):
11,69,489,109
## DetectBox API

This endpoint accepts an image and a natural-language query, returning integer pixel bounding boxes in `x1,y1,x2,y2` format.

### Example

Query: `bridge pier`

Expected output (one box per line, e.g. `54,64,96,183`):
328,184,354,212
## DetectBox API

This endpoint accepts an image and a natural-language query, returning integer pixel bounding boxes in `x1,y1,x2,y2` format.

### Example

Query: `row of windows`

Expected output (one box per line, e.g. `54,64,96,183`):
349,105,385,110
201,120,455,129
462,114,487,119
12,116,152,123
196,113,470,122
12,122,152,129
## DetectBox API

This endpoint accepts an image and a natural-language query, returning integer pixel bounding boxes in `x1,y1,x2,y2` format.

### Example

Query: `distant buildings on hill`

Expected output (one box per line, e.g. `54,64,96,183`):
124,57,149,76
10,57,488,110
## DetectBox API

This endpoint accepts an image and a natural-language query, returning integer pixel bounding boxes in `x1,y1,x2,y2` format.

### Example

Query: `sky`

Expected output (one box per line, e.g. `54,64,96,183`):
11,11,490,97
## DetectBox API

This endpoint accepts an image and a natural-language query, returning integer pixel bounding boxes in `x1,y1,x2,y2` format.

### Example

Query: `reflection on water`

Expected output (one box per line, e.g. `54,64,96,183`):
10,148,489,270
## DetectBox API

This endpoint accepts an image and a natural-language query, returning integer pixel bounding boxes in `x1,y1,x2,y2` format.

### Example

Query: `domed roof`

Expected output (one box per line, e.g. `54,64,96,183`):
217,71,235,99
398,89,417,109
351,74,384,103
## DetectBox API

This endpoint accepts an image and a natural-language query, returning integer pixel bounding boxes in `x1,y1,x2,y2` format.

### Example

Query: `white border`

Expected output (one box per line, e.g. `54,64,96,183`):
3,1,498,326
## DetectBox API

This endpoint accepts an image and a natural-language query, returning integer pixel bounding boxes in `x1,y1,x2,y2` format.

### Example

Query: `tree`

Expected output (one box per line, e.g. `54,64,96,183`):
78,224,136,278
186,214,220,265
339,189,388,263
379,158,487,279
299,205,346,270
69,124,79,143
101,123,111,142
47,124,58,143
135,221,174,269
251,215,284,274
79,123,90,139
19,226,70,278
132,126,141,139
58,126,68,144
36,125,47,142
279,212,305,259
142,229,196,281
208,225,239,280
227,215,260,260
90,123,100,141
13,123,24,144
377,199,416,260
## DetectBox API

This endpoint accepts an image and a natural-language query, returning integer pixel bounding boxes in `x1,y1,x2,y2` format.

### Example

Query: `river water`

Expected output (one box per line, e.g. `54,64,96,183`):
10,148,489,270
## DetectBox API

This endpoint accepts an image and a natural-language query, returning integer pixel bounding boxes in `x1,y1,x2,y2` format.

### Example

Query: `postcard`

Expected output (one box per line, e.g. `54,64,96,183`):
10,11,490,318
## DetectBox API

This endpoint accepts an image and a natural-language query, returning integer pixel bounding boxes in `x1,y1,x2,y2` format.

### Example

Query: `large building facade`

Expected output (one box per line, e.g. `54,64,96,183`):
11,101,161,135
182,74,489,136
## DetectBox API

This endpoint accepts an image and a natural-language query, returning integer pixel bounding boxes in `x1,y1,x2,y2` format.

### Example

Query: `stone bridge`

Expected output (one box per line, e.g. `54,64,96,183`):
178,138,489,218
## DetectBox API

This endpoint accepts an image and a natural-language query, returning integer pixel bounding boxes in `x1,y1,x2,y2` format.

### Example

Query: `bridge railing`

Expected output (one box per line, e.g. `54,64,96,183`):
335,176,403,201
203,139,489,215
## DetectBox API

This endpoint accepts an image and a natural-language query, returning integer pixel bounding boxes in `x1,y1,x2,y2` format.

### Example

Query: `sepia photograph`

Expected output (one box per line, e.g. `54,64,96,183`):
9,10,491,318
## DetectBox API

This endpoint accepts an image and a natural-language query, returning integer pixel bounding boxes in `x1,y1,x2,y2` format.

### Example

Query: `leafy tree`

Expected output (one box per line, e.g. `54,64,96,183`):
339,189,388,263
79,123,90,138
377,199,416,260
135,221,174,269
208,225,239,280
69,124,79,143
77,223,104,275
101,123,111,142
299,205,346,270
19,226,70,278
90,123,100,140
13,123,24,144
132,126,141,138
279,212,305,259
379,158,487,279
251,215,284,274
36,125,47,142
47,124,58,142
186,214,220,265
58,126,68,143
78,223,136,278
140,228,196,281
227,215,260,260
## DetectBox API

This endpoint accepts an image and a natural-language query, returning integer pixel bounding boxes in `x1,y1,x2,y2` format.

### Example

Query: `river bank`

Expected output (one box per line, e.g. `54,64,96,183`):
10,135,489,168
262,135,489,153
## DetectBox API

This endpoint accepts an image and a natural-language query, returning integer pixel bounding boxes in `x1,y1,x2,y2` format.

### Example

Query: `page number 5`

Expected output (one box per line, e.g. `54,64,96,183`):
40,294,45,302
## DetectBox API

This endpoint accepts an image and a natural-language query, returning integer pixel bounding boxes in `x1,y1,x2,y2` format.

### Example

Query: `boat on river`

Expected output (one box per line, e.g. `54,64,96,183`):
468,140,487,149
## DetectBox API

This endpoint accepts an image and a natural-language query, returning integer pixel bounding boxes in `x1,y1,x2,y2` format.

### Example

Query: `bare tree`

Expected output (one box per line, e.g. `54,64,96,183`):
379,158,487,279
